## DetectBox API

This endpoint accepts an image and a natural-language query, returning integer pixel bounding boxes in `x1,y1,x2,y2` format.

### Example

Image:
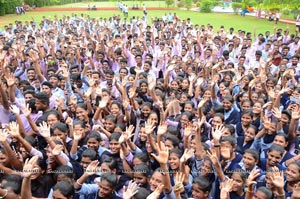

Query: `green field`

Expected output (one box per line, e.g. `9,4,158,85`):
0,9,295,35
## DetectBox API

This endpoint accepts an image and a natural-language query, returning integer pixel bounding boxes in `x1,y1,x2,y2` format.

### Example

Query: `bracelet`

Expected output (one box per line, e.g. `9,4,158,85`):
214,144,220,147
0,189,8,199
76,180,83,186
276,193,285,197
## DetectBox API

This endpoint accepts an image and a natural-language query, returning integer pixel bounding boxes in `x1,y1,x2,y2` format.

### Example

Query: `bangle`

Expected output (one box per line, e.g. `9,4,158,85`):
76,180,83,186
0,189,8,199
214,144,220,147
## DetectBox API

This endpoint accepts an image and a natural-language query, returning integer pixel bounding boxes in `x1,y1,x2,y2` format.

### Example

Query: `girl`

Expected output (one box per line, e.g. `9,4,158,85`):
236,124,257,154
236,110,254,137
222,95,240,125
100,157,130,197
53,122,73,153
46,111,60,128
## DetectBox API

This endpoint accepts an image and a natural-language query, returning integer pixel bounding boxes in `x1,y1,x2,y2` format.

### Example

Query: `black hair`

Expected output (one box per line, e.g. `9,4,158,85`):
82,149,98,161
100,173,118,188
230,168,247,183
244,149,259,162
133,164,151,177
256,187,273,199
132,187,150,199
165,135,180,148
87,131,102,142
73,120,86,130
268,144,285,156
224,124,235,136
53,181,75,198
133,153,150,165
1,174,22,194
192,176,212,193
101,157,118,170
34,92,50,105
109,132,121,142
52,122,69,133
220,136,237,146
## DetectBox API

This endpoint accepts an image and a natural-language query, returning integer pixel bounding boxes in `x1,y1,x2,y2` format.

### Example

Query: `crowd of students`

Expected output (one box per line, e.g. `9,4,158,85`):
0,12,300,199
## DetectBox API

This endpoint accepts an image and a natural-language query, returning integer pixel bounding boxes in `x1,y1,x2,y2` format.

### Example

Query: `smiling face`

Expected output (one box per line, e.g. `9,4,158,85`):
267,150,282,167
242,152,257,171
109,139,120,154
168,153,180,170
231,172,245,192
286,164,300,183
149,171,163,191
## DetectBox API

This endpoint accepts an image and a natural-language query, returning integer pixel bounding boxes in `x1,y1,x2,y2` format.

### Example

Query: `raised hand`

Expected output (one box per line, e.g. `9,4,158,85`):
263,117,272,130
98,96,109,109
8,122,19,137
246,169,260,187
157,122,168,135
167,64,175,71
146,184,164,199
0,129,9,142
220,178,234,193
73,129,83,141
123,181,140,199
145,120,156,135
292,109,300,120
22,156,39,178
270,167,284,189
272,107,281,119
52,144,64,156
5,73,16,87
39,122,51,138
88,78,96,87
212,124,224,141
180,148,195,163
65,117,73,126
268,90,275,99
206,149,219,165
118,133,126,144
84,88,92,98
174,172,185,194
123,100,130,110
10,105,20,115
85,160,99,176
262,101,272,109
198,98,208,108
125,125,135,141
184,123,193,137
188,73,196,83
151,141,169,165
22,103,32,117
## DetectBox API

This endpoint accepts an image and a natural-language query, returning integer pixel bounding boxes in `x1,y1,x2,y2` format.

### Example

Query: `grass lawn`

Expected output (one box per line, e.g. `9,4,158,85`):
0,10,295,35
46,1,167,8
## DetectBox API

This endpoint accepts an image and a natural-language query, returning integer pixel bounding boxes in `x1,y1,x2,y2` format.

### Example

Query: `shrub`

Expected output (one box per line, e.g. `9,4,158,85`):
165,0,173,7
177,1,184,7
232,2,242,14
196,1,201,7
24,0,35,6
282,8,290,15
200,0,213,13
184,0,192,10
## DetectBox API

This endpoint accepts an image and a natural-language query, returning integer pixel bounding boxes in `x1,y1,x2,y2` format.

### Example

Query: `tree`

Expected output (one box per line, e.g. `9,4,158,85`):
185,0,192,10
165,0,173,7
